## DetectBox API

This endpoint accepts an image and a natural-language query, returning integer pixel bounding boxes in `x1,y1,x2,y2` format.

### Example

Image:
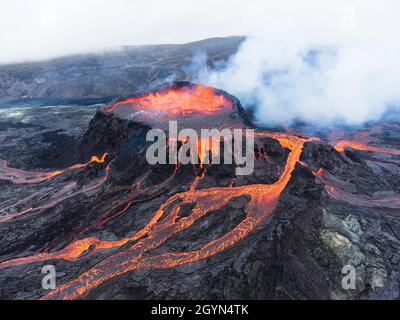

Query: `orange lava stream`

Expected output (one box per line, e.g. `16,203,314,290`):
314,169,400,208
4,80,400,301
3,123,399,299
103,85,233,120
0,165,177,267
171,136,223,166
0,163,111,223
0,153,108,184
334,140,400,156
37,134,308,300
11,130,398,299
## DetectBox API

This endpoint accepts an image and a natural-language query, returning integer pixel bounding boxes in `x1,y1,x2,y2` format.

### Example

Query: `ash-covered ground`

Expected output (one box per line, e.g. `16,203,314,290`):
0,82,399,300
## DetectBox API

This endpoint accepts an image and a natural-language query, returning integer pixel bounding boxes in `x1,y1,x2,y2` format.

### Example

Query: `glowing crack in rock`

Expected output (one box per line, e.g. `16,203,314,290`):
0,153,108,185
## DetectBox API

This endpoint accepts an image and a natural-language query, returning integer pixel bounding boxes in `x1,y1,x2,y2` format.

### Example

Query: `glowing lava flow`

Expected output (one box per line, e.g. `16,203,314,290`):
0,165,177,267
334,140,400,156
32,134,309,300
169,136,224,166
314,168,400,209
0,163,111,223
103,85,233,121
0,153,108,184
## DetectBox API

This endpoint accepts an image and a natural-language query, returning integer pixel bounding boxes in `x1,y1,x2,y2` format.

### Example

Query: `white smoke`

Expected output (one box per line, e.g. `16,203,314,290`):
197,2,400,125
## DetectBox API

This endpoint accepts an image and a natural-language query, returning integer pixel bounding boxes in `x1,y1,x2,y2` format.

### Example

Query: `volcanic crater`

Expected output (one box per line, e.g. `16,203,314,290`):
0,82,399,300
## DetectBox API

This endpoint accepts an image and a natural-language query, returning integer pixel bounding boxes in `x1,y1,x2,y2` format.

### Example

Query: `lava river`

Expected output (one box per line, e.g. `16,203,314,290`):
41,134,309,300
1,83,399,299
1,131,399,299
0,132,312,300
0,153,108,184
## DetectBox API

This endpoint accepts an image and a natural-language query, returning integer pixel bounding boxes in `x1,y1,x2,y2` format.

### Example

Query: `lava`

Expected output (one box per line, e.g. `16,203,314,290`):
3,84,399,300
0,163,111,223
334,140,400,156
314,168,400,209
0,153,108,184
103,84,233,121
38,134,308,300
0,165,176,266
0,132,309,300
169,136,225,166
4,128,397,299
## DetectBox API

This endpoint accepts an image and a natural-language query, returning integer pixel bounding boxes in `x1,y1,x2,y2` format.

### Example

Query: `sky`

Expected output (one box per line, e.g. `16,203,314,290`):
1,0,396,64
1,0,245,64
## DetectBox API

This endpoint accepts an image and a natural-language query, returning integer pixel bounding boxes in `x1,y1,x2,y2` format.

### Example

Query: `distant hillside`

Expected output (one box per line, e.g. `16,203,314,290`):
0,36,244,103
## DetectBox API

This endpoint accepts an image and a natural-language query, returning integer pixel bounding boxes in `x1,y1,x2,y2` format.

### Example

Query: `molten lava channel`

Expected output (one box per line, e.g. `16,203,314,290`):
2,84,400,300
0,131,312,300
0,154,109,222
103,84,233,122
0,153,108,185
1,129,399,299
334,140,400,156
314,168,400,209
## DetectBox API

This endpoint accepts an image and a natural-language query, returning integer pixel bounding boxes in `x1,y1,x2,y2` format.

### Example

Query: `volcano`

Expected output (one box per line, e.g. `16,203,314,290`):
0,82,399,300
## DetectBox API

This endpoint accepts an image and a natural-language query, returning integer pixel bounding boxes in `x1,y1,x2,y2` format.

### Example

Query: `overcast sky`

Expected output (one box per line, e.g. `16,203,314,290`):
1,0,397,64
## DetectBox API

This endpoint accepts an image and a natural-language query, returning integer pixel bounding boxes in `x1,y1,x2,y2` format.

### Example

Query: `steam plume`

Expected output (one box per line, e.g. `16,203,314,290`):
196,3,400,126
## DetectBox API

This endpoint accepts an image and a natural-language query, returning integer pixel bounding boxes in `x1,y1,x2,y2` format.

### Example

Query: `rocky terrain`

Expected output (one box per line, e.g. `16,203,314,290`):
0,81,399,300
0,37,244,103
